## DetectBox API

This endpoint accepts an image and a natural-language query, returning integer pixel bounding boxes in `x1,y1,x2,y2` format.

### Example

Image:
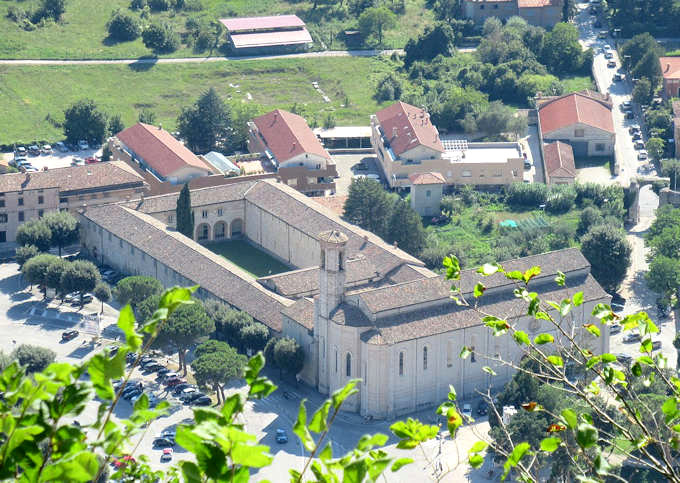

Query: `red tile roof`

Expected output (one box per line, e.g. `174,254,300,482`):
660,57,680,80
253,109,330,164
230,29,312,48
409,172,446,185
543,141,576,179
116,123,212,178
219,15,306,32
538,92,614,135
375,102,444,157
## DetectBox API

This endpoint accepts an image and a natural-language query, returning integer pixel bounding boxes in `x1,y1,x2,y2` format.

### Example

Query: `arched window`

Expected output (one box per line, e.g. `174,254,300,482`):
399,352,404,376
423,346,428,370
346,353,351,377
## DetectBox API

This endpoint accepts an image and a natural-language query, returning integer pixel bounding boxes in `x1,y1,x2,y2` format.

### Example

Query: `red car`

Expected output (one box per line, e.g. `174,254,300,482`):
165,377,186,388
85,156,98,164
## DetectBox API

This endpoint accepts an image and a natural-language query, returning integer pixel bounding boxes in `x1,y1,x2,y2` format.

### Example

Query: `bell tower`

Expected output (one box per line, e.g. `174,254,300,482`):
315,229,348,394
317,229,348,318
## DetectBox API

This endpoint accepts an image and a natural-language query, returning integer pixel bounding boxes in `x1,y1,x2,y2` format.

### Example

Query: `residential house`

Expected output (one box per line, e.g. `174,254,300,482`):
371,101,524,189
543,141,576,184
463,0,563,28
538,91,615,158
0,161,146,247
409,172,446,216
659,57,680,100
112,123,213,185
220,15,313,55
248,109,338,196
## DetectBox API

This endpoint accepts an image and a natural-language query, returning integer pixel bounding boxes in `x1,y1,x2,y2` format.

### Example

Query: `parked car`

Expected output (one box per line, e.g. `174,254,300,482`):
476,400,488,416
172,383,195,395
28,145,40,156
637,151,648,161
598,30,607,38
122,388,143,400
85,156,98,164
71,293,94,305
625,111,635,119
78,140,89,150
607,60,616,68
652,340,662,351
153,437,175,448
634,140,645,150
632,131,642,140
55,141,68,152
621,101,633,111
160,429,176,439
144,363,165,372
462,403,473,422
613,73,623,81
181,392,205,403
15,146,27,156
609,323,622,335
156,367,172,377
140,357,157,366
604,51,614,59
629,125,641,134
71,157,84,166
623,332,641,343
275,429,288,444
191,396,212,406
166,378,185,388
41,144,53,154
160,448,173,462
61,329,79,341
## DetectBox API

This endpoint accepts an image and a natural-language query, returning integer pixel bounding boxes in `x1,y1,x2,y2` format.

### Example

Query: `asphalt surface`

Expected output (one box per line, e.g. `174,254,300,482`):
574,2,655,186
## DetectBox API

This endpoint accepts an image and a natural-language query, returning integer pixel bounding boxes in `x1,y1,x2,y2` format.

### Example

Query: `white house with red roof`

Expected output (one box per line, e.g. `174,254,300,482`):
248,109,338,196
371,101,524,188
113,123,213,185
659,57,680,99
537,91,615,158
543,141,576,185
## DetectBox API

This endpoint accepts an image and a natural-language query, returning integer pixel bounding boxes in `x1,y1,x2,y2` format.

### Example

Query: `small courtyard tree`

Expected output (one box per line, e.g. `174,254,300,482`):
113,276,163,310
15,220,52,252
22,254,60,297
60,260,101,306
11,344,56,374
93,282,112,314
273,337,305,379
42,211,78,256
191,340,246,404
175,184,194,239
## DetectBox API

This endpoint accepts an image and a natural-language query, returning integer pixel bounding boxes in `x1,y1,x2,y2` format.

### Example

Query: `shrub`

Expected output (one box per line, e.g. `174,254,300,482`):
149,0,172,11
375,74,403,101
505,182,548,207
545,185,576,214
107,11,141,42
142,22,180,52
11,344,56,374
130,0,147,9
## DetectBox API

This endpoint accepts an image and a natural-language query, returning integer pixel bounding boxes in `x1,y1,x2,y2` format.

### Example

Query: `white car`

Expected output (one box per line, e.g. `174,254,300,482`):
41,145,52,154
462,403,473,422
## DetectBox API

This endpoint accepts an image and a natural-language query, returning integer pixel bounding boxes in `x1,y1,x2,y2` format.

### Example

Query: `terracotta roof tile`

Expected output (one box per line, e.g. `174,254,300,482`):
409,172,446,185
660,57,680,80
361,273,609,344
0,161,146,194
375,102,444,157
539,92,614,135
253,110,330,164
116,123,213,178
544,141,576,179
310,195,348,216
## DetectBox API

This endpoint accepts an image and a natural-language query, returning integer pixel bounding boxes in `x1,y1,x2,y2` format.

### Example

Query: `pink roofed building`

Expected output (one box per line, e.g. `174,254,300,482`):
462,0,562,27
219,15,313,55
248,109,337,196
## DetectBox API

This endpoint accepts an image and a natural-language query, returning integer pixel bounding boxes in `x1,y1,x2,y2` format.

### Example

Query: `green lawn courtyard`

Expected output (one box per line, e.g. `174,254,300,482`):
206,240,290,278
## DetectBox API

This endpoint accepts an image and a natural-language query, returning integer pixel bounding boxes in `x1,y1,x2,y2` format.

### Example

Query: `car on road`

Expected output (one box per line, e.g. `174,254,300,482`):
144,363,165,372
629,125,641,134
634,140,645,150
181,392,206,403
160,429,176,440
462,403,473,422
61,329,79,341
621,101,633,112
71,157,85,166
623,332,641,343
598,30,607,38
607,60,616,68
637,151,648,161
604,51,614,59
652,340,662,351
632,131,642,140
78,140,89,150
71,293,94,305
55,141,68,152
161,448,173,462
614,353,632,365
172,383,195,395
153,437,175,448
85,156,98,164
275,429,288,444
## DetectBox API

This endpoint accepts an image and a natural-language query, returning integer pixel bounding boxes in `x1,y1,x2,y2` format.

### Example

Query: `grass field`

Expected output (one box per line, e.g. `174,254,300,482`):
0,56,396,144
0,0,433,59
561,75,595,93
206,240,290,278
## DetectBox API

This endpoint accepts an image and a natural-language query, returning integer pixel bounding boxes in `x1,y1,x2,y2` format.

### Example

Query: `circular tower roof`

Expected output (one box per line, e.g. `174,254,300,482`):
318,229,348,244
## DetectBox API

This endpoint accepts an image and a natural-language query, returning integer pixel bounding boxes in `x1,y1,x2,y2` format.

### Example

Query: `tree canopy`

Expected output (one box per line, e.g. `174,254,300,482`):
42,211,79,256
15,219,52,252
60,260,101,304
113,276,163,310
343,178,392,239
21,254,60,296
357,7,397,45
93,282,112,314
177,88,231,153
15,245,40,269
273,337,305,378
11,344,56,374
580,224,631,292
176,184,194,240
192,341,246,404
63,99,108,145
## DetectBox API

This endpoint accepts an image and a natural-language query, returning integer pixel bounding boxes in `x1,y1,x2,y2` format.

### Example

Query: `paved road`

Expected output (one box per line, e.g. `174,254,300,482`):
0,49,404,65
574,2,653,187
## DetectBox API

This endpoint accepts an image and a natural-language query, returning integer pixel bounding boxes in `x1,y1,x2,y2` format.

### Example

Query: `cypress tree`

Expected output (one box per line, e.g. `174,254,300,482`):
176,184,194,239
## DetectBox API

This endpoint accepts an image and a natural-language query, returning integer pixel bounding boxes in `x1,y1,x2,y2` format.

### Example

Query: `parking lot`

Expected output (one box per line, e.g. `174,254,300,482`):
331,153,382,194
2,144,104,171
